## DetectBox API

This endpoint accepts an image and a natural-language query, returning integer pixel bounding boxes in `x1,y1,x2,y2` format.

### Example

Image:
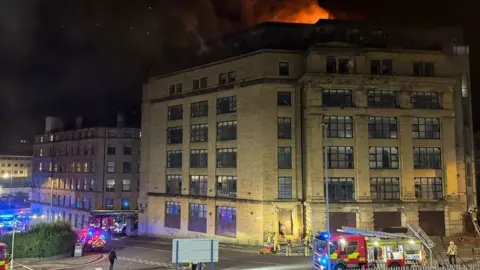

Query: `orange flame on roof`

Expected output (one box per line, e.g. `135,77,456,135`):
258,0,332,24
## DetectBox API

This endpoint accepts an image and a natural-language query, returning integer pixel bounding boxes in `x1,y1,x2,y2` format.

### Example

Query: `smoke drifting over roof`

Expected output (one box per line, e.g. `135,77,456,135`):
0,0,350,151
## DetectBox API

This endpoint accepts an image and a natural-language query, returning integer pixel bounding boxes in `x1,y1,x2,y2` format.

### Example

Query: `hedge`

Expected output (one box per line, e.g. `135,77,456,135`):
0,221,77,258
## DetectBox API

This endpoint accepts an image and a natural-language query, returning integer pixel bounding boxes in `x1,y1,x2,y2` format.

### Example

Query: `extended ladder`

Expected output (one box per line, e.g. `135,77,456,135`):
407,224,435,267
406,224,435,249
340,226,412,239
468,207,480,236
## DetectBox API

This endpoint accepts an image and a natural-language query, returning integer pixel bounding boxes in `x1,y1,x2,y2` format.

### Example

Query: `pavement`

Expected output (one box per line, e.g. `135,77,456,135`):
11,235,480,270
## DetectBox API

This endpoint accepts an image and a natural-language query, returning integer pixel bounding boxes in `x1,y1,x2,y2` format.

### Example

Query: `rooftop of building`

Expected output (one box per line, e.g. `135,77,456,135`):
151,19,465,78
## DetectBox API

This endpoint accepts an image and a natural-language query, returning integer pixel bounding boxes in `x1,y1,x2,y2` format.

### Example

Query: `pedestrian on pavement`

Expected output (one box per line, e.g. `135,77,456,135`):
273,233,280,252
109,248,117,270
303,235,311,257
285,239,292,256
447,241,457,265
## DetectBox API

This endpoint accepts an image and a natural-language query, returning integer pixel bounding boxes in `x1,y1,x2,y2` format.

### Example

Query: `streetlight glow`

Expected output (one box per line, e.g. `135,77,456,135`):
1,173,10,179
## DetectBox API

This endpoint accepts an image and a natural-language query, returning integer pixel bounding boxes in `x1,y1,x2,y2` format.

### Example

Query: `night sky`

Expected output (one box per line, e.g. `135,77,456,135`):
0,0,476,152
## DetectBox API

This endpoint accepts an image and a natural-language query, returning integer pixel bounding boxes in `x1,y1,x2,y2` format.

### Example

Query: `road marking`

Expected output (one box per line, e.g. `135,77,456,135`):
14,262,35,270
116,244,170,252
248,260,283,265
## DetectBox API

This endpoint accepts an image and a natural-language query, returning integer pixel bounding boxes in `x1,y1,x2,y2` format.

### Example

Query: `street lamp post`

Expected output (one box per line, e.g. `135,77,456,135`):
323,123,330,270
11,218,16,270
50,178,54,222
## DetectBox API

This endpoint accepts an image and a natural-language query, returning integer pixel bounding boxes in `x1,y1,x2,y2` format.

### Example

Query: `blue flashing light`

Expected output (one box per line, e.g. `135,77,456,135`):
320,256,328,266
88,230,93,236
0,214,14,219
319,232,330,240
101,233,106,239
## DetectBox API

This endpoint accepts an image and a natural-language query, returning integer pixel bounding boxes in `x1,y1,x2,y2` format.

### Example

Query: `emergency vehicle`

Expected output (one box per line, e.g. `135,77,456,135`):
0,243,8,270
78,228,109,252
313,227,428,270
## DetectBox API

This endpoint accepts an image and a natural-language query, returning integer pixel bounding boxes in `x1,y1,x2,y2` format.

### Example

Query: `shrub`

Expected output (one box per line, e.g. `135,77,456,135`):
0,220,77,258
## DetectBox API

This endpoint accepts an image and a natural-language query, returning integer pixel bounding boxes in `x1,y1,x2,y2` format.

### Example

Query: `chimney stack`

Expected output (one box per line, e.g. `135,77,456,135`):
117,112,125,128
45,116,63,133
75,116,83,129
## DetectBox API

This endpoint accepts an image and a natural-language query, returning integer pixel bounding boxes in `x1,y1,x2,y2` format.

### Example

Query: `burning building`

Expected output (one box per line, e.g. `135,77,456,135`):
138,19,473,244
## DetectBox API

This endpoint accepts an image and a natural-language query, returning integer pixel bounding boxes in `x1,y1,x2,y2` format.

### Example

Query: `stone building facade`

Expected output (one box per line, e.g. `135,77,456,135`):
139,21,474,244
30,116,141,228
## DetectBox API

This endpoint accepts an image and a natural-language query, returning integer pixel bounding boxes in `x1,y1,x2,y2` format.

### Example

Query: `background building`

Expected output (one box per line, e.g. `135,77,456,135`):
30,116,141,228
0,155,31,208
139,20,474,244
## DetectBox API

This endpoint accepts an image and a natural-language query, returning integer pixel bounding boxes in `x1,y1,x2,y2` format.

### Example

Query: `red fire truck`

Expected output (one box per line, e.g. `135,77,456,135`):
313,227,427,270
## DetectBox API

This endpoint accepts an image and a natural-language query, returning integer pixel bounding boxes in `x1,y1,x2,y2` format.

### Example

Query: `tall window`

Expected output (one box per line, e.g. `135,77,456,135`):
278,177,292,199
191,101,208,118
278,118,292,139
278,147,292,169
107,145,116,155
167,127,183,144
368,117,397,138
90,179,95,191
107,161,115,173
216,206,236,238
413,148,442,169
191,124,208,142
168,105,183,121
326,56,350,74
190,175,208,196
324,116,353,138
168,83,183,95
189,203,207,233
105,198,114,210
411,92,440,109
325,146,354,169
219,71,235,85
370,59,392,75
367,90,398,108
369,147,399,169
123,145,132,155
325,178,354,201
167,150,182,168
216,176,237,198
277,92,292,106
193,77,207,91
190,149,207,168
166,175,182,195
217,96,237,114
322,90,353,107
279,61,289,76
121,199,130,210
217,121,237,141
370,177,400,200
165,201,181,229
412,118,440,139
414,177,443,199
216,148,236,168
413,62,435,77
122,179,131,191
106,179,115,192
122,162,132,173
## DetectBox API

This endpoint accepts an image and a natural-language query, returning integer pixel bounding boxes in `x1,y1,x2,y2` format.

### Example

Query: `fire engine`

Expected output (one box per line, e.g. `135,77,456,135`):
313,227,428,270
78,228,109,252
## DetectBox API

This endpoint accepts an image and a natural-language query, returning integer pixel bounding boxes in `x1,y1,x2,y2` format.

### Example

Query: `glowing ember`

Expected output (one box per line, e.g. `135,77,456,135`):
259,0,332,24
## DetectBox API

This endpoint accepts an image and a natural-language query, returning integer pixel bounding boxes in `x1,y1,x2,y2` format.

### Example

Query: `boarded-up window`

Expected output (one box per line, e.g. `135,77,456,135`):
165,202,181,229
279,209,293,236
373,212,401,231
216,206,236,237
330,212,356,232
419,211,445,236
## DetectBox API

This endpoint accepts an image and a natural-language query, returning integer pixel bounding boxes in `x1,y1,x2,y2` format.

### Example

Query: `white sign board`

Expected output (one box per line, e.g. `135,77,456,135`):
172,238,219,264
